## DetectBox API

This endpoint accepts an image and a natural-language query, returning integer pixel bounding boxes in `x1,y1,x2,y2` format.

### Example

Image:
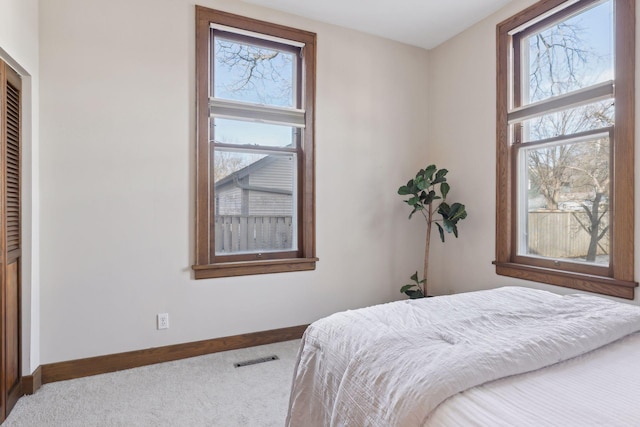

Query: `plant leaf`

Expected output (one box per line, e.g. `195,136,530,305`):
410,271,419,282
443,219,454,233
400,284,416,293
416,177,428,191
437,202,451,217
431,168,448,185
440,182,450,199
451,203,468,221
436,222,445,242
436,168,448,179
424,165,437,176
424,190,437,205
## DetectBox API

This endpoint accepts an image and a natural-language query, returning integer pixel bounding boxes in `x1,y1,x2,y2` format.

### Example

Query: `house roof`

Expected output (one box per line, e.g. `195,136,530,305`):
214,154,293,195
214,155,279,188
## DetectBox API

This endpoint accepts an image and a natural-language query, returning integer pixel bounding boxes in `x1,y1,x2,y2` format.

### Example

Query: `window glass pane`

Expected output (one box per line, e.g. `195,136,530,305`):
213,37,296,108
523,0,613,105
212,118,296,148
213,149,297,254
520,135,610,266
520,99,614,142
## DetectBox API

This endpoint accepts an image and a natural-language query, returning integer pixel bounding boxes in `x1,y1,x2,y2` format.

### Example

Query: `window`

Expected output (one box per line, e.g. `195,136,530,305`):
495,0,636,299
194,7,317,279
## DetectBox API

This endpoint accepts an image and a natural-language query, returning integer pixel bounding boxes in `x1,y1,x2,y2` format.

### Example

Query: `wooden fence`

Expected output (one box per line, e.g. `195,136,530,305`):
528,211,609,259
215,215,293,253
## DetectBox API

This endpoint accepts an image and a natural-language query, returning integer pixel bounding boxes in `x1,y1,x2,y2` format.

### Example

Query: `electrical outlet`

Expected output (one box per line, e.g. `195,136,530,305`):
157,313,169,330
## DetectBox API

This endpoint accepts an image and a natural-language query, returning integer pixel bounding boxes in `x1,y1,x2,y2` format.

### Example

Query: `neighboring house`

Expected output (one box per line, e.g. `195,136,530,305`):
214,155,295,253
214,155,294,217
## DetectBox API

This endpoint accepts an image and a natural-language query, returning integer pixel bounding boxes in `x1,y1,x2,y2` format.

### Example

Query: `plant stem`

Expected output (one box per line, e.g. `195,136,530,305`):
424,201,432,296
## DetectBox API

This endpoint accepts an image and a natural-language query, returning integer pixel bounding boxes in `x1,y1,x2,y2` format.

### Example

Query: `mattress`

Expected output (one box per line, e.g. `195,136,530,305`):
286,286,640,426
426,331,640,426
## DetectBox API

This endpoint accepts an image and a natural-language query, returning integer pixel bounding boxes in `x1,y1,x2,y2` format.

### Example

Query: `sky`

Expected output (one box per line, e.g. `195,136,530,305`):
211,36,299,166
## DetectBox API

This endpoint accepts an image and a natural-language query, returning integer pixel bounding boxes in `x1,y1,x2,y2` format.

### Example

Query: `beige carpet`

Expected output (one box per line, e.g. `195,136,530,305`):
4,339,301,427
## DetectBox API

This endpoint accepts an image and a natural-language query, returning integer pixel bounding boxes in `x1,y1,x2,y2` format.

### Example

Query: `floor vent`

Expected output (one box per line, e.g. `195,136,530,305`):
234,355,279,368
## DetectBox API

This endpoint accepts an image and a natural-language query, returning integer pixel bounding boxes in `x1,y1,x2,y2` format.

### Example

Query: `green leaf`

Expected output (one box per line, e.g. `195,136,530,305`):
416,177,428,191
431,168,448,185
437,202,451,217
419,166,436,187
440,182,450,199
436,222,445,242
436,168,448,179
452,225,459,238
424,190,437,205
400,284,416,293
443,219,454,233
424,165,437,177
450,203,468,221
410,271,419,282
398,186,410,195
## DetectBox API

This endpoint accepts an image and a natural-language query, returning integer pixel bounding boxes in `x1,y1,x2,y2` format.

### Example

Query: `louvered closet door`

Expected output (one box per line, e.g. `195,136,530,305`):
0,59,22,421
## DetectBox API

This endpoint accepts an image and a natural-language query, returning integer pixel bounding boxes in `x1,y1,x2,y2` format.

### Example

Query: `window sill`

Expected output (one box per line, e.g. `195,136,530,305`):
493,261,637,300
193,257,318,279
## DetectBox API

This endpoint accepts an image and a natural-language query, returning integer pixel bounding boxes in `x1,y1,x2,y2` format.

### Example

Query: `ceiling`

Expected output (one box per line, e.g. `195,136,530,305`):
241,0,515,49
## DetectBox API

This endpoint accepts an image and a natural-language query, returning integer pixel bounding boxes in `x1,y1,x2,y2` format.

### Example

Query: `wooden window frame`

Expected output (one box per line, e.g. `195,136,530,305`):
494,0,637,299
193,7,317,279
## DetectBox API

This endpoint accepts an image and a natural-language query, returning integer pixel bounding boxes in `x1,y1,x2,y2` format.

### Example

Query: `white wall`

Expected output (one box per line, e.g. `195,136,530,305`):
426,0,640,304
38,0,430,364
0,0,40,374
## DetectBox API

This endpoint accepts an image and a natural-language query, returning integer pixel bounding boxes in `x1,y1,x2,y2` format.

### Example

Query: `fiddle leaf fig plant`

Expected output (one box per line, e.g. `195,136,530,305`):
398,165,467,298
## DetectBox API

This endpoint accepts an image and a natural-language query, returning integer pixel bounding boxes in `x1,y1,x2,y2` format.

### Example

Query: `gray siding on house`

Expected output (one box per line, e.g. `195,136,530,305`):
216,187,242,215
248,192,293,216
215,155,295,217
249,156,294,192
248,156,294,216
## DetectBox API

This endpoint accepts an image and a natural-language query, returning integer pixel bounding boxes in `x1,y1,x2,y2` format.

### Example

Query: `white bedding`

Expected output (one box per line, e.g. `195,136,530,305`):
286,287,640,427
426,331,640,426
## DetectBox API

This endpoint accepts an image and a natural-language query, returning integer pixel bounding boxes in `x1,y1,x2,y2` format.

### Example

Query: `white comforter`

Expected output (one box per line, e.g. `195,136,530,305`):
286,287,640,427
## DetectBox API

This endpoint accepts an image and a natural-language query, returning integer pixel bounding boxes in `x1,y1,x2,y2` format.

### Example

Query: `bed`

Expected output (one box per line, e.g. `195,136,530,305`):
285,286,640,426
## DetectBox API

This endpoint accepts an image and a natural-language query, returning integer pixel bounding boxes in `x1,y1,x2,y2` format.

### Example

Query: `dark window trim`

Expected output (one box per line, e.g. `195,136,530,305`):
194,6,317,278
494,0,636,299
